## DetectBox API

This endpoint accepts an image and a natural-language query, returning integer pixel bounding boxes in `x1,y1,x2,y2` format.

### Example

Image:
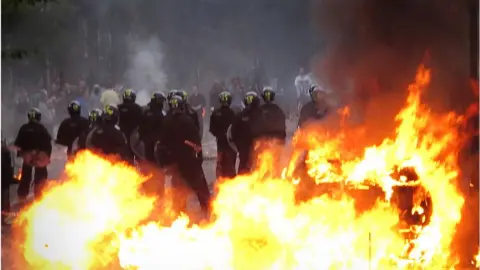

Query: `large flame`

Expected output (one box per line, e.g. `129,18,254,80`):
475,249,480,268
13,65,472,269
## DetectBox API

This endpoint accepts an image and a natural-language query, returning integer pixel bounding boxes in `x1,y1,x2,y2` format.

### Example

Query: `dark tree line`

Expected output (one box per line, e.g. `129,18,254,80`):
2,0,315,91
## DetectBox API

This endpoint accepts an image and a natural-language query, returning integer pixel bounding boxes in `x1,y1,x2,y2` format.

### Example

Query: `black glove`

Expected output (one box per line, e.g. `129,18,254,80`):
196,150,204,163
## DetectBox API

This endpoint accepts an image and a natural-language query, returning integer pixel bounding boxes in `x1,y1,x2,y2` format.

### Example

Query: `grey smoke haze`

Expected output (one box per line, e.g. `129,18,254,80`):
2,0,313,138
125,36,168,106
3,0,313,90
2,0,475,141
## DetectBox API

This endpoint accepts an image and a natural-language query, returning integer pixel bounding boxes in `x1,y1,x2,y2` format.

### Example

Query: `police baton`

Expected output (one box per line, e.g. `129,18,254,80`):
184,140,202,153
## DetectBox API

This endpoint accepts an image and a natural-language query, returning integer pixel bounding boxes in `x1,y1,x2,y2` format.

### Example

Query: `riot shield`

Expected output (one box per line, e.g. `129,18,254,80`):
226,124,238,153
85,127,98,150
71,137,80,155
130,127,146,160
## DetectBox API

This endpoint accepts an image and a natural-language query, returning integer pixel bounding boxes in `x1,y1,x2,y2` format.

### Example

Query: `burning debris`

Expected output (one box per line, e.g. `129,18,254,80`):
10,65,473,269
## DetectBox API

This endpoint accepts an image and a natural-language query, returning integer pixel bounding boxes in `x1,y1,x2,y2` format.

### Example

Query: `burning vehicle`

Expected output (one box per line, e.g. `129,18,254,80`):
5,65,475,269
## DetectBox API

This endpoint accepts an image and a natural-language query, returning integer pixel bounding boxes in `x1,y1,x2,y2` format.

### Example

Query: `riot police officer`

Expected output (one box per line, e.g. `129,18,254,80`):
86,105,132,163
138,92,166,163
167,89,180,104
177,90,201,135
2,138,13,224
230,91,263,174
75,108,103,152
118,89,143,156
294,85,332,200
14,108,52,200
56,100,90,156
298,85,331,128
160,96,210,214
259,87,287,142
210,91,237,179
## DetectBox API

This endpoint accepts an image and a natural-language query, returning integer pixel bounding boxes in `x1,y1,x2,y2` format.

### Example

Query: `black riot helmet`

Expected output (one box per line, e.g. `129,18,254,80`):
261,87,275,103
123,89,137,103
218,91,232,107
27,108,41,122
151,92,166,108
243,91,260,109
308,84,327,103
68,100,82,117
177,90,188,103
168,95,185,114
88,108,103,126
167,90,179,102
102,104,119,125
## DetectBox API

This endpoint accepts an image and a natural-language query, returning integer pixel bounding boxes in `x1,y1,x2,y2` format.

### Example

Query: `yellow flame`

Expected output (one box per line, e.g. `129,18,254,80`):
475,249,480,267
14,65,469,269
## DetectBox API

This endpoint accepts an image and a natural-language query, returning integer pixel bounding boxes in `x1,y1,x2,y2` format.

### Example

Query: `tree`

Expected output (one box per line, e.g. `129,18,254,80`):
2,0,80,88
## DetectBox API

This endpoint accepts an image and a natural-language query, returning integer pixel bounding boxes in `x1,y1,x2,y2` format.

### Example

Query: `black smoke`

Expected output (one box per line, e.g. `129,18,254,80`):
313,0,473,112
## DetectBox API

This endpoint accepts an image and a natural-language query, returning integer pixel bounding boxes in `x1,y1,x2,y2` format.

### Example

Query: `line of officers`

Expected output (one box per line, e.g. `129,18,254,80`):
12,85,330,214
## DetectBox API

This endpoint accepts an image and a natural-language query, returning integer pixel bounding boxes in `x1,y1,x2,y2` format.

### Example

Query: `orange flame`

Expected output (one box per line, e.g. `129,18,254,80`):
475,249,480,267
13,65,469,269
15,168,22,181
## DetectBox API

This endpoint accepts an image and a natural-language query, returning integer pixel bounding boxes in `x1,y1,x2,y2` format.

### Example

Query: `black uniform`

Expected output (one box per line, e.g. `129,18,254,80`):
86,105,132,163
259,102,287,142
76,109,103,152
138,102,165,163
77,125,96,151
231,107,262,174
177,91,201,136
298,101,330,128
184,104,200,131
2,140,13,222
210,106,237,179
189,93,206,137
165,104,200,134
56,116,89,155
160,97,210,213
118,101,143,152
14,120,52,199
87,125,131,161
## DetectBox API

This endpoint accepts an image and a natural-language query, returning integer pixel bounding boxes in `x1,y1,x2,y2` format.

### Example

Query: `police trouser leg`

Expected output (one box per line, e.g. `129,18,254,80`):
33,166,48,198
217,148,237,179
237,150,251,175
144,142,156,164
169,166,189,213
17,163,33,200
178,161,211,212
124,130,136,160
2,182,10,218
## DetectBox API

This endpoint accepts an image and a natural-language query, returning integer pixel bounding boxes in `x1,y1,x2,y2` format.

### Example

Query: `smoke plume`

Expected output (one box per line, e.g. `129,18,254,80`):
312,0,472,143
125,36,168,106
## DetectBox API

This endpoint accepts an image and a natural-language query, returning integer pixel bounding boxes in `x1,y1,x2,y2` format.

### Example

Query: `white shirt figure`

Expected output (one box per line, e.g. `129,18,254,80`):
294,68,313,98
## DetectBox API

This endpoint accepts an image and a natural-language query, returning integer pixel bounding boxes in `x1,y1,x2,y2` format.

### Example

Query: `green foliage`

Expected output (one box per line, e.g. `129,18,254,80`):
1,48,39,59
2,0,77,61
